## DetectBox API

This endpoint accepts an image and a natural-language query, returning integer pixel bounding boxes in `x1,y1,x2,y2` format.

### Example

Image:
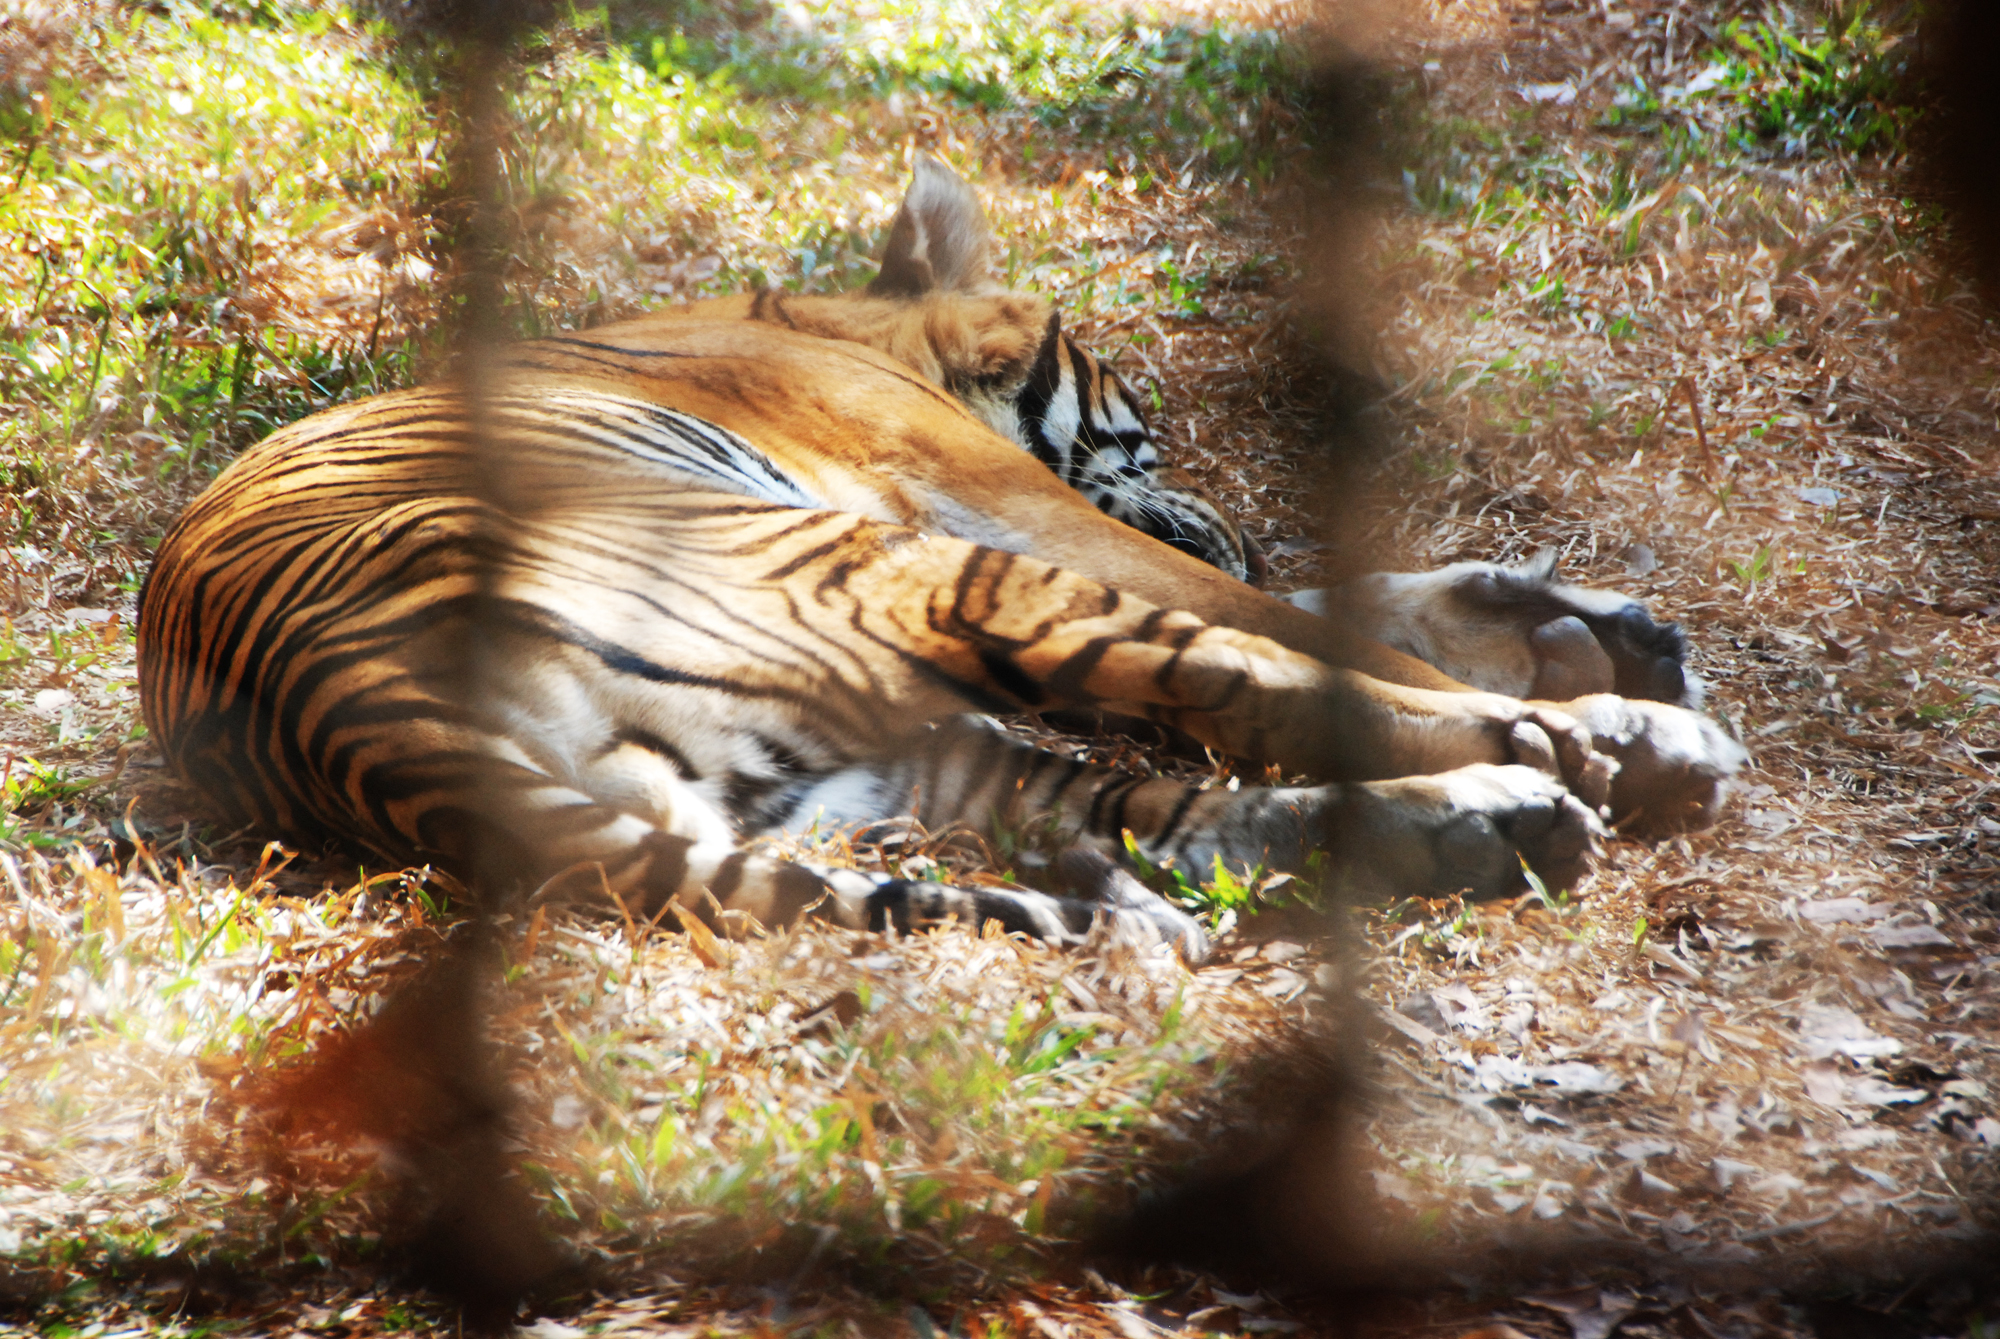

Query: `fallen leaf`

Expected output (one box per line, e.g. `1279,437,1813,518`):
1380,1007,1442,1049
520,1323,587,1339
1712,1157,1761,1191
1800,898,1889,924
1799,1005,1901,1060
1615,1138,1676,1162
1431,983,1492,1031
1531,1061,1627,1095
1525,1290,1635,1339
1749,1172,1805,1196
1802,1063,1848,1106
1627,1168,1680,1202
1371,1171,1422,1204
1850,1165,1901,1192
1847,1075,1928,1106
1872,920,1954,950
1519,81,1577,105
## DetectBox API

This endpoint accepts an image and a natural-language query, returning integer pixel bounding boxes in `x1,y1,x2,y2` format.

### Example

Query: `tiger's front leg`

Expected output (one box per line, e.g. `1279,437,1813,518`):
835,527,1614,810
776,522,1614,896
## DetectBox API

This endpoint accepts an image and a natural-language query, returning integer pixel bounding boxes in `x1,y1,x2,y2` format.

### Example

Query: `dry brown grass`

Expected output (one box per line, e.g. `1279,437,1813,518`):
2,0,1998,1334
1319,0,2000,1312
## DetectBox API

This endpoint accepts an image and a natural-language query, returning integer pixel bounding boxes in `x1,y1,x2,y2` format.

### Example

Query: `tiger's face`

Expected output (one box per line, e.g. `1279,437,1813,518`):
741,293,1267,582
696,179,1265,582
984,311,1265,582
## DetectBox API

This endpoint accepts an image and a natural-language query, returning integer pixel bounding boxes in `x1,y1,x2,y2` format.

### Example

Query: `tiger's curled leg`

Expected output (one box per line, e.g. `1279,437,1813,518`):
772,716,1600,904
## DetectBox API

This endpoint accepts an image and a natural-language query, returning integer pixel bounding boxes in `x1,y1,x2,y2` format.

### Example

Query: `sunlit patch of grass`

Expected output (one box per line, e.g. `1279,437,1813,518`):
0,757,95,853
611,0,1300,174
0,2,439,490
0,830,1287,1292
0,840,424,1280
1601,1,1915,158
514,924,1241,1283
480,1,1304,342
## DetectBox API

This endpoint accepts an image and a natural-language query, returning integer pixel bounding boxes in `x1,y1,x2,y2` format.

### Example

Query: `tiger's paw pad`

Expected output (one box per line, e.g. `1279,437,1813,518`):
1554,696,1748,835
1346,763,1603,901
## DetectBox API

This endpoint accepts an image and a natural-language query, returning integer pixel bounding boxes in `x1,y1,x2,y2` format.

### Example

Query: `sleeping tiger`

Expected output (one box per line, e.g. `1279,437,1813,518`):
137,156,1744,960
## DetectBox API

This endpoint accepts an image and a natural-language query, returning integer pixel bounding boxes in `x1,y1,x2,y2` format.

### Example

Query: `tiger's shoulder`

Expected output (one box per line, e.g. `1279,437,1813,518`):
640,287,1054,414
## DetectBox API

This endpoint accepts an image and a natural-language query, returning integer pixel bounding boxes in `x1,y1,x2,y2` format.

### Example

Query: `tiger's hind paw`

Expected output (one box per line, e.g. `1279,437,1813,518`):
1055,846,1211,963
1335,763,1604,901
813,860,1207,962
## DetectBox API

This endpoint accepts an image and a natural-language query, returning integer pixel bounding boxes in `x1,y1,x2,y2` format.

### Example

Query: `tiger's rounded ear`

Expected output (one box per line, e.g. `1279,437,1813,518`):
868,154,994,297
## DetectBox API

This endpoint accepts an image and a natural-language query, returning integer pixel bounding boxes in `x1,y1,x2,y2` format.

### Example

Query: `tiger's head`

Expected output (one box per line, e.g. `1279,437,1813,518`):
738,156,1265,583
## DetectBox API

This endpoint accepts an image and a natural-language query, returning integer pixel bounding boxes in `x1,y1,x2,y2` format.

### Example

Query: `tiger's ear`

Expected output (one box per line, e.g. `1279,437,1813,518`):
868,155,994,297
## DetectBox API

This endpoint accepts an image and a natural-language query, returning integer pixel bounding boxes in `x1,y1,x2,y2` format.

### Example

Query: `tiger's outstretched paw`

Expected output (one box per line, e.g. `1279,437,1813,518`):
1503,707,1614,812
1288,552,1698,705
1055,846,1210,963
1551,695,1748,835
1334,763,1603,901
812,866,1075,942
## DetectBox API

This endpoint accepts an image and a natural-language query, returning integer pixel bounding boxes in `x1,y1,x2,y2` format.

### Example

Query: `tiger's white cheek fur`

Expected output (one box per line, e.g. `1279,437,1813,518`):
962,387,1034,451
1038,356,1083,457
1091,386,1150,459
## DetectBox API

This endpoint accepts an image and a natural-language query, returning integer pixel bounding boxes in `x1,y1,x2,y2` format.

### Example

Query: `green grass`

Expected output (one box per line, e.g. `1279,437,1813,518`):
1600,1,1915,157
1399,3,1916,248
539,977,1213,1277
613,0,1300,175
0,2,438,495
0,758,95,852
482,0,1304,330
